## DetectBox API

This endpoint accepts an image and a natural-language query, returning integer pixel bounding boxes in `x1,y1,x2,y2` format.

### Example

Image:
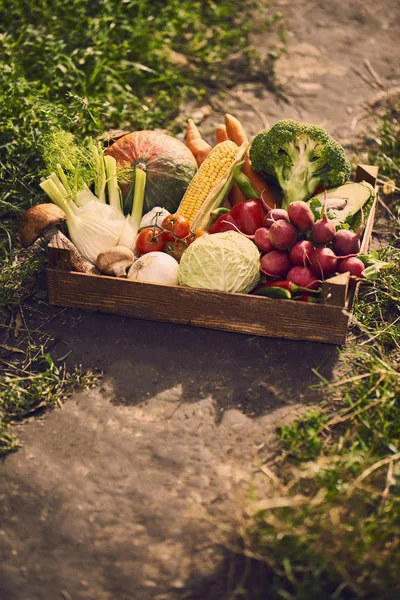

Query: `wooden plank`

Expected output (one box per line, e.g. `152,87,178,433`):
46,269,349,344
321,272,350,307
356,164,379,186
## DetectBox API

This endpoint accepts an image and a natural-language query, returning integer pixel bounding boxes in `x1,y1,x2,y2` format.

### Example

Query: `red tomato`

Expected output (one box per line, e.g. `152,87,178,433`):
186,229,210,245
164,239,188,261
161,214,191,241
136,227,167,254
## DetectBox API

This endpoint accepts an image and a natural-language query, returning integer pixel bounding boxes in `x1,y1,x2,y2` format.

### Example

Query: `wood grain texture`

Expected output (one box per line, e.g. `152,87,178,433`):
46,269,349,344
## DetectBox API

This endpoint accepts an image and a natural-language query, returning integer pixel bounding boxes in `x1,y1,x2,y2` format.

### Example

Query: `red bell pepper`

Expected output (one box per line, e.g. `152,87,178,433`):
209,199,266,235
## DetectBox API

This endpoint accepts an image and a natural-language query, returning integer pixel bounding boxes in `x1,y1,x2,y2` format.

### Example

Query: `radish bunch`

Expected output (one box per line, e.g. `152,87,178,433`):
253,200,365,289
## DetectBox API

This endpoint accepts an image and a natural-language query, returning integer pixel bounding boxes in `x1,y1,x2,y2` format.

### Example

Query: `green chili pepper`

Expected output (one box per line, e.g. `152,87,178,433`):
252,286,292,299
210,207,231,219
232,162,260,199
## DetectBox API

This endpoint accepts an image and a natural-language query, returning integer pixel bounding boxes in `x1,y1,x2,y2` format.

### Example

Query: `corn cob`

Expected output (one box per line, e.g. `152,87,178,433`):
177,140,239,225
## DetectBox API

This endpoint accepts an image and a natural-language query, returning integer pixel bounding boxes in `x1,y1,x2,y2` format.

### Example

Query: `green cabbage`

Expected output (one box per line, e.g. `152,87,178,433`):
178,231,260,294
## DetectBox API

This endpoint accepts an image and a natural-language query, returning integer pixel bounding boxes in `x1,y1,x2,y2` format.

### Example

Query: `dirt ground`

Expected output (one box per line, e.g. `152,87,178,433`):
1,1,399,599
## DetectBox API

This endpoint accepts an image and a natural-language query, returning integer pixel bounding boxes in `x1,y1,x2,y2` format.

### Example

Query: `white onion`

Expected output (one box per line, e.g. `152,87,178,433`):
127,252,179,285
139,207,170,229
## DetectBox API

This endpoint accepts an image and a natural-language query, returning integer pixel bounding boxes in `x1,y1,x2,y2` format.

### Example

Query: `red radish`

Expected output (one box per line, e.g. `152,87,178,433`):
289,240,315,266
337,256,365,278
253,227,274,253
287,201,314,231
269,220,298,250
261,250,292,278
311,191,336,245
333,225,362,256
286,266,320,290
220,221,274,254
310,247,338,278
263,208,289,227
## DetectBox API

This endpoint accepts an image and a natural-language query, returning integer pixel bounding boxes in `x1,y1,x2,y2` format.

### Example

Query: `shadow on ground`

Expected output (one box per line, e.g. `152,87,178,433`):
45,306,339,421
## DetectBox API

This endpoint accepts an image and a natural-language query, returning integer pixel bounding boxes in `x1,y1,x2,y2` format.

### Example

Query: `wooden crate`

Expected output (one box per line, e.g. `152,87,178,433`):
46,165,378,345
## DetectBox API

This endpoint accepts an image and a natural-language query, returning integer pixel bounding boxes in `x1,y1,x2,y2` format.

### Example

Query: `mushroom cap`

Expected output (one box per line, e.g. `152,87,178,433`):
19,204,67,248
96,246,135,277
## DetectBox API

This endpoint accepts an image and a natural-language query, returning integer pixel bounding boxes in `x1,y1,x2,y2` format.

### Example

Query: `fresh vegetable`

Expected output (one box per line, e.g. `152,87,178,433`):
260,250,292,279
310,247,338,278
249,119,351,209
311,192,336,245
309,181,375,228
140,207,170,229
161,214,191,241
289,240,315,266
128,252,179,285
336,256,365,278
252,228,274,253
224,113,276,209
333,224,362,255
215,124,229,143
39,131,149,262
164,239,188,261
186,229,210,245
19,204,66,248
135,227,167,255
262,279,319,294
185,119,212,166
209,199,265,235
232,163,260,200
296,294,319,303
242,160,276,209
252,286,291,299
263,208,289,227
118,167,147,248
105,130,198,216
225,113,248,145
178,230,260,293
178,140,248,230
268,219,298,251
287,201,314,231
286,266,320,290
96,246,135,277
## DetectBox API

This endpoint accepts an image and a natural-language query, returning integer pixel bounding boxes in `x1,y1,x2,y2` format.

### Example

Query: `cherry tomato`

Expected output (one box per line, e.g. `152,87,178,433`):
164,239,188,261
161,214,191,241
135,227,167,255
186,229,210,245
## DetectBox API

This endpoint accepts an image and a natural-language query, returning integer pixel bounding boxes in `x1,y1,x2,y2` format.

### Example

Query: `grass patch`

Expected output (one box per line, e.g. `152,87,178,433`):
0,1,277,452
0,0,265,241
235,99,400,599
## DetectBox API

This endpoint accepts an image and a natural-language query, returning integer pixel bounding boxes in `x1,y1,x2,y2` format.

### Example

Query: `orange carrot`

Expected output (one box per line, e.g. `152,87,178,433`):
224,113,248,145
229,183,247,206
242,153,277,209
215,124,229,144
185,119,212,166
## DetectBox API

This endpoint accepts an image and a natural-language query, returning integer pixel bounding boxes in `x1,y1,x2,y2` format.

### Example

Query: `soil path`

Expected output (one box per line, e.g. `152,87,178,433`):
1,2,399,599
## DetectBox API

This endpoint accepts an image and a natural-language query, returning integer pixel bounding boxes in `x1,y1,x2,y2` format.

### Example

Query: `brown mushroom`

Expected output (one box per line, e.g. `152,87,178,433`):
19,204,67,248
96,246,135,277
20,204,97,274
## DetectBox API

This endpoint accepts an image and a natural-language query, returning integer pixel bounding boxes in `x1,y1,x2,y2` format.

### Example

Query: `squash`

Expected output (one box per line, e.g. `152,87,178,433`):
105,131,197,215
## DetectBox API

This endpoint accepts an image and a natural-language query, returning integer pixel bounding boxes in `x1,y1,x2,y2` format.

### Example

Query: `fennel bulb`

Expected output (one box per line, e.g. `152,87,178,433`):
39,131,147,262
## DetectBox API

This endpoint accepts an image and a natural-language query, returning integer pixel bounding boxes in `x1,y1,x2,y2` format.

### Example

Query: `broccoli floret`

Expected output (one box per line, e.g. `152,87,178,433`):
249,119,351,210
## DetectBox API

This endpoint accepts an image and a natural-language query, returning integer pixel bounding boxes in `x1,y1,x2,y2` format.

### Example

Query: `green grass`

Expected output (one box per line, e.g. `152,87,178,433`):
236,100,400,599
0,0,264,241
0,1,275,451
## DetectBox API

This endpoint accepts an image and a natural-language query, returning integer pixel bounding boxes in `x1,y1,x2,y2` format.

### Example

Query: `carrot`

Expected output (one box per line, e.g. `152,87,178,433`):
224,113,248,145
215,124,229,144
185,119,212,166
229,183,247,206
242,153,277,209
